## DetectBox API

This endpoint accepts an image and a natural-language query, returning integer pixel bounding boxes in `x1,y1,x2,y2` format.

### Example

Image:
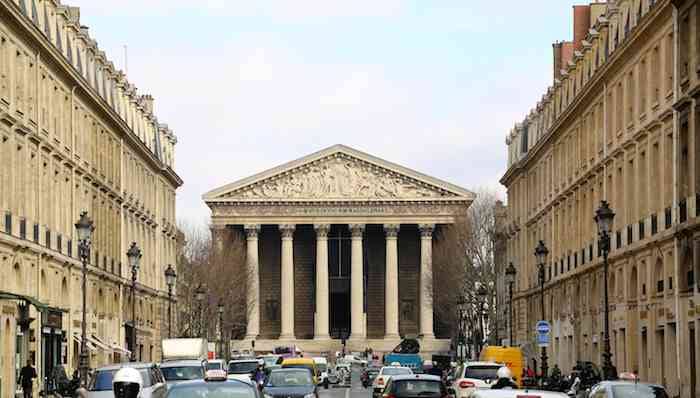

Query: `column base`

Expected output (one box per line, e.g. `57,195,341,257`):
244,334,259,341
313,334,331,341
279,334,296,340
420,333,436,340
384,333,401,340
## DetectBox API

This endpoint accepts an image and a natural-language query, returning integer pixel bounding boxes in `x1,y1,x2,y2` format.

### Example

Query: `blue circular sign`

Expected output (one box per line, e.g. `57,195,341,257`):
536,320,550,334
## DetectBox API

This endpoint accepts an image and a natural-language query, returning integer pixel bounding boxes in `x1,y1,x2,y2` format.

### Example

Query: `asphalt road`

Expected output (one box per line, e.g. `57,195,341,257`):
320,367,369,398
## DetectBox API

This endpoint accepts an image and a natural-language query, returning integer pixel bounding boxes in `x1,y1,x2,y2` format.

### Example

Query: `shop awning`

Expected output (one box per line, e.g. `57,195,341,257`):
90,334,113,352
0,291,50,311
111,344,131,356
72,332,97,351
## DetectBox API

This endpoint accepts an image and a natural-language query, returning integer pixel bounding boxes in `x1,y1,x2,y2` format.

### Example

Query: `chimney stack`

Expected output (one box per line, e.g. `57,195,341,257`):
552,41,574,80
573,5,591,51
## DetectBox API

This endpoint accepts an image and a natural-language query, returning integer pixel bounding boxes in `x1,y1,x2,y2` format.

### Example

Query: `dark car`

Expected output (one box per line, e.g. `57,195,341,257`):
587,380,668,398
263,368,317,398
165,371,261,398
381,374,445,398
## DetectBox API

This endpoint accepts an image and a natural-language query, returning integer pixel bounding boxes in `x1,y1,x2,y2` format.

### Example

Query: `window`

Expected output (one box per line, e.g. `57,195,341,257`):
680,12,690,79
639,58,647,113
651,46,660,104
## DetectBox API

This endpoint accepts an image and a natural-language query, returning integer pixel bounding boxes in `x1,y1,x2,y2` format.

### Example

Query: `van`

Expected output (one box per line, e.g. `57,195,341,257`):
281,358,319,385
478,346,524,386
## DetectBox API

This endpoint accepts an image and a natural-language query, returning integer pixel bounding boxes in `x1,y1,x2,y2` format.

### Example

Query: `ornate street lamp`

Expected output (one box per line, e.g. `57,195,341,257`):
75,211,94,387
476,285,488,355
127,242,142,362
534,240,549,382
594,200,616,380
217,300,225,359
164,264,177,338
195,284,206,337
505,262,517,347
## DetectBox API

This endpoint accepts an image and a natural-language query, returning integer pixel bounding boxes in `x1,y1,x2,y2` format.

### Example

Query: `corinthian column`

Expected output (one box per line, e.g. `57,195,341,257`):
314,224,330,340
419,224,435,339
350,224,365,340
384,224,400,339
279,224,296,340
244,224,261,339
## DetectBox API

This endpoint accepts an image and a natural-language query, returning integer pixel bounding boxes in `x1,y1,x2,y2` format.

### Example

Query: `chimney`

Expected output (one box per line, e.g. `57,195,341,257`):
553,42,563,80
561,41,574,70
573,5,591,51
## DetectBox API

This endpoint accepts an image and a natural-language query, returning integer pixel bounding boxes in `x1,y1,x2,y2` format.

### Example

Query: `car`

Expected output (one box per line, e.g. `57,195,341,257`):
586,380,668,398
381,374,446,398
362,366,381,388
262,368,318,398
449,362,502,398
164,370,262,398
343,354,368,367
281,358,319,385
228,359,260,383
334,362,352,385
87,362,167,398
159,359,206,385
372,366,414,398
206,359,225,371
312,357,330,389
259,355,283,369
466,389,568,398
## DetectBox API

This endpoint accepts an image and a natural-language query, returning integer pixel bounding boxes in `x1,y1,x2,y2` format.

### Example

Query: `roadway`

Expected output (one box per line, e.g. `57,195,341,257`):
320,367,369,398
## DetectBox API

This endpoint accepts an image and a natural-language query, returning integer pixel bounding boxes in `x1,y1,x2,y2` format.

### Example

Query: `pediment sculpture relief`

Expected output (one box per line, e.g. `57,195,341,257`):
224,155,454,200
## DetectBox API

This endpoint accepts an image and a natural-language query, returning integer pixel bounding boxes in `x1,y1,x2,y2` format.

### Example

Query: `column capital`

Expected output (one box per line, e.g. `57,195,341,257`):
244,224,261,238
349,223,365,238
314,224,331,238
279,224,295,239
383,224,400,238
419,223,435,237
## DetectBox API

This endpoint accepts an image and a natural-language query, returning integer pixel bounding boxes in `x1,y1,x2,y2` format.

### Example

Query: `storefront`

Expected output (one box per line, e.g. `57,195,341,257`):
41,309,66,382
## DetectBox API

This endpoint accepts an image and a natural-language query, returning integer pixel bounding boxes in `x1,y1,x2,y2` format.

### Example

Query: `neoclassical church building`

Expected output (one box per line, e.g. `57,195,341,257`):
203,145,474,354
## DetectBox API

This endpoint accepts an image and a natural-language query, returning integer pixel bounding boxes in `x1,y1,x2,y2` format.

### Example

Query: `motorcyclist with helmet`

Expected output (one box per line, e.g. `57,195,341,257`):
252,359,266,390
112,368,142,398
490,367,518,390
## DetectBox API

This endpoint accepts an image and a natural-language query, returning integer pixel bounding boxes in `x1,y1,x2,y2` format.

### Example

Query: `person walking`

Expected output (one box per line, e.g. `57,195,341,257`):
19,360,37,398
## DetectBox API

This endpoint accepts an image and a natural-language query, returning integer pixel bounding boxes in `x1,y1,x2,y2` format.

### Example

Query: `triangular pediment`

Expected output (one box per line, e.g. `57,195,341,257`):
203,145,474,202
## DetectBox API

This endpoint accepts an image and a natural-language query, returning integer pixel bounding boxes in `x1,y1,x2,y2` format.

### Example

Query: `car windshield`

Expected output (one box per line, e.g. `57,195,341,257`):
89,369,152,391
383,368,413,376
161,366,204,381
262,357,279,367
206,362,223,371
268,370,313,387
393,380,443,397
166,384,257,398
228,362,258,374
463,366,500,380
612,384,668,398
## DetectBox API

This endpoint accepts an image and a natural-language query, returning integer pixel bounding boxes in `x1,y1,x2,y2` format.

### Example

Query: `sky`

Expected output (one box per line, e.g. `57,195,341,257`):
68,0,579,226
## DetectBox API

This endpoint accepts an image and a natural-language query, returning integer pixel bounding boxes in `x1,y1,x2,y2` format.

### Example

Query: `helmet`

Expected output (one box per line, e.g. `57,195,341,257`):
258,359,265,366
496,366,513,380
113,368,142,398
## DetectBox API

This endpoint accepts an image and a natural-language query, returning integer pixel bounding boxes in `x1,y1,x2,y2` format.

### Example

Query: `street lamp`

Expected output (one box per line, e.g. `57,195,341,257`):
217,300,225,359
457,295,467,362
476,285,488,355
505,262,517,347
534,240,549,382
127,242,142,362
594,200,616,380
74,211,94,387
195,284,206,337
164,264,177,338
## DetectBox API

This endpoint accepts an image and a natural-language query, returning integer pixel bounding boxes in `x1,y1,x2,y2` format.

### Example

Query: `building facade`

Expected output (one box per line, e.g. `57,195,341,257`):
501,1,699,397
204,145,474,356
0,1,181,397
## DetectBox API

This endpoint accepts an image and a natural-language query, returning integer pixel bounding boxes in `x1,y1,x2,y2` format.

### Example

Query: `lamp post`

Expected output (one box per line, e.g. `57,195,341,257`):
505,262,517,347
476,285,488,355
164,264,177,338
594,200,616,380
75,211,94,387
127,242,142,362
195,284,206,338
217,300,224,359
457,295,467,362
534,240,549,382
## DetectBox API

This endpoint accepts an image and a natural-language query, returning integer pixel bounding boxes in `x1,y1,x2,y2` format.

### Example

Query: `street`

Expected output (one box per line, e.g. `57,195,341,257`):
321,368,369,398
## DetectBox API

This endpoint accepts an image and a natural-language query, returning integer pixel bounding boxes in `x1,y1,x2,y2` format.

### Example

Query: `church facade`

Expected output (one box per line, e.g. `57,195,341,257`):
203,145,474,354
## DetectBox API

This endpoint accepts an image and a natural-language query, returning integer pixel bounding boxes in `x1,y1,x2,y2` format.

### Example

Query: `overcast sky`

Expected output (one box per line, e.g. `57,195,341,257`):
68,0,577,226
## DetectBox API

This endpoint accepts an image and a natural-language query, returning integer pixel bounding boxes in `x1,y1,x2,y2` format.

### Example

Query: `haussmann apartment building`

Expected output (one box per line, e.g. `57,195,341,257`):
0,0,182,396
501,1,699,397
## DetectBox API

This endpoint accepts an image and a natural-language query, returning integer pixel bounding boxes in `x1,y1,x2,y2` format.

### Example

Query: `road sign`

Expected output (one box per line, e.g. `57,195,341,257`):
535,320,551,348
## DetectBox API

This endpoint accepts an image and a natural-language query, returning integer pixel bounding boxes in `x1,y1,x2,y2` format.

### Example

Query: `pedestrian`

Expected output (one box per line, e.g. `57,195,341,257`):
19,359,37,398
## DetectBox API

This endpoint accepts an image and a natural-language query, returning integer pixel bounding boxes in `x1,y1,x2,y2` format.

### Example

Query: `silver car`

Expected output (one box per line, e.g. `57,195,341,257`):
87,363,167,398
159,360,206,385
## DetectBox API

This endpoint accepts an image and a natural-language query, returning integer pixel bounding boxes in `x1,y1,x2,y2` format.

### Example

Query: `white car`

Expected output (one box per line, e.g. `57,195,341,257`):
371,366,413,398
467,389,568,398
87,363,167,398
343,354,368,366
450,362,502,398
312,357,330,388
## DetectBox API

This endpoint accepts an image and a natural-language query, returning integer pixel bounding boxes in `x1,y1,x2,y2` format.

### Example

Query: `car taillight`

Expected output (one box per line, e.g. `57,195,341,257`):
458,380,475,389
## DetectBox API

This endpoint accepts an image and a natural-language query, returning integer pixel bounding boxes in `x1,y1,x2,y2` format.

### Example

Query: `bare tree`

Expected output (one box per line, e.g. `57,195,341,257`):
175,223,248,343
